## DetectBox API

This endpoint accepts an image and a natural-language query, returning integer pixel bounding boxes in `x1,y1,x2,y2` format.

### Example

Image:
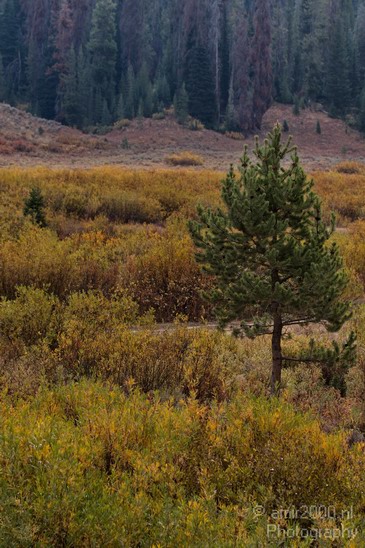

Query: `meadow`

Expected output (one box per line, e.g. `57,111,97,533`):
1,163,365,544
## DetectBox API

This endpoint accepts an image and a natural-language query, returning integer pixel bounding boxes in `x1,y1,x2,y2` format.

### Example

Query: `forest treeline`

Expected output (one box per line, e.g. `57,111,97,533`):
0,0,365,133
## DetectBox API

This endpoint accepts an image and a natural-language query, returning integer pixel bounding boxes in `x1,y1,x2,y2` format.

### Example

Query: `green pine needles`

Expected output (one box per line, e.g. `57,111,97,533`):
190,125,354,394
24,187,47,227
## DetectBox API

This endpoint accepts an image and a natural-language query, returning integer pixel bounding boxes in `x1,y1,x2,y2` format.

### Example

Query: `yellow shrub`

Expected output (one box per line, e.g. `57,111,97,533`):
334,161,365,175
165,152,204,167
0,381,363,545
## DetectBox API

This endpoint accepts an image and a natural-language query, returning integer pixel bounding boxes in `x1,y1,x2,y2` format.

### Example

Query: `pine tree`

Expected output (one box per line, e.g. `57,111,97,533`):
101,99,111,126
359,84,365,133
156,74,171,106
136,64,154,117
24,187,47,227
219,2,230,116
62,48,82,127
124,64,136,119
0,53,5,101
293,95,300,115
189,125,352,394
0,0,20,68
225,81,238,131
326,18,352,116
230,9,251,134
77,50,92,127
88,0,117,120
174,83,189,124
250,0,273,130
185,41,217,128
117,93,125,120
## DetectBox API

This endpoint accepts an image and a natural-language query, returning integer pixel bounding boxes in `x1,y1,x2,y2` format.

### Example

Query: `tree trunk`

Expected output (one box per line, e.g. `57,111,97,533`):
271,312,283,395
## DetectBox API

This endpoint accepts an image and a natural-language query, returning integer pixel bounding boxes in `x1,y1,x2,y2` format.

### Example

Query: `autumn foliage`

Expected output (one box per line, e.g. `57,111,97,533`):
0,164,365,543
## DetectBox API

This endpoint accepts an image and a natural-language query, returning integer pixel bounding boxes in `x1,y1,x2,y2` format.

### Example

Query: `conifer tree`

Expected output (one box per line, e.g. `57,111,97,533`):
251,0,273,130
62,48,81,127
359,84,365,132
190,125,352,394
185,41,217,128
174,83,189,124
326,18,352,115
124,64,136,119
0,53,5,101
225,81,238,131
117,93,125,120
88,0,117,121
293,95,300,115
0,0,20,69
24,187,47,227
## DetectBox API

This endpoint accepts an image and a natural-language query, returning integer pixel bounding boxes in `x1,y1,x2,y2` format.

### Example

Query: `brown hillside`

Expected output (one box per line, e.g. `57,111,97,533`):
0,102,364,170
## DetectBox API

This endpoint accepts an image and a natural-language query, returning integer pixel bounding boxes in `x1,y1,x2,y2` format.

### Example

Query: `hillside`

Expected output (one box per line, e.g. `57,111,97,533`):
0,102,364,170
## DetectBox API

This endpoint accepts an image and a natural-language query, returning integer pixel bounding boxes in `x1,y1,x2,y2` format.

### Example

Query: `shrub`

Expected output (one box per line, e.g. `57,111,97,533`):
0,381,363,545
187,117,205,131
225,131,245,140
0,286,59,347
335,161,365,175
113,118,131,130
119,219,211,321
165,151,204,167
121,138,130,149
152,112,165,120
99,193,163,223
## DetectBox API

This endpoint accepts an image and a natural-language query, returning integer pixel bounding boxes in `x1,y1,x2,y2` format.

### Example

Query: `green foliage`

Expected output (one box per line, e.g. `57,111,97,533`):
0,381,363,545
292,95,300,115
23,187,47,227
62,49,83,128
0,52,5,101
2,164,365,544
326,18,352,116
190,125,351,393
359,84,365,132
88,0,117,123
174,83,189,125
185,45,217,128
0,0,362,131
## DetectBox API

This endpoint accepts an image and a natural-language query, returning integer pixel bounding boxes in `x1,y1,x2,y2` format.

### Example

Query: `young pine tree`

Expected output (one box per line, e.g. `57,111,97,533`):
190,125,352,394
24,187,47,227
174,83,189,124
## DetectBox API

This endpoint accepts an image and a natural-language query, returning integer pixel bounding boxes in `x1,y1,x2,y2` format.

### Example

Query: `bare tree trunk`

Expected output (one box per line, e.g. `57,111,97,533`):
271,312,283,395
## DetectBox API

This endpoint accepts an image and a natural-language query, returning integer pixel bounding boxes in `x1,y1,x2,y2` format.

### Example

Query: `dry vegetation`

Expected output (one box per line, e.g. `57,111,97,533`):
1,164,365,543
1,102,364,170
165,151,204,166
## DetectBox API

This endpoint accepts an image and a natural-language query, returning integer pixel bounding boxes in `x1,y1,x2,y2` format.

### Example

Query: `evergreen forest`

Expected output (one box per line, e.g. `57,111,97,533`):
0,0,365,132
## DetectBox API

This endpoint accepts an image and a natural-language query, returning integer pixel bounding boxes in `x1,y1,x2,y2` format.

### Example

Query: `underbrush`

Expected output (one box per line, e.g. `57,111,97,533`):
315,168,365,223
0,381,363,546
1,166,365,544
2,166,365,321
0,286,236,400
165,151,205,166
